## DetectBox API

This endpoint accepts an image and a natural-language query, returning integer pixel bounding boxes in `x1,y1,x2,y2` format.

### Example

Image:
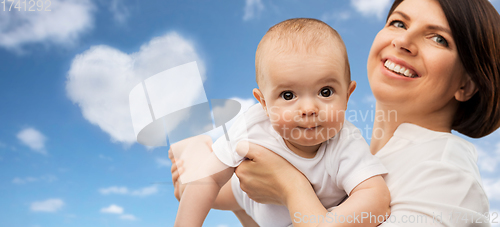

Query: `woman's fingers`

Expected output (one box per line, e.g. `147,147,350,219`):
241,142,262,161
235,142,310,206
235,143,287,205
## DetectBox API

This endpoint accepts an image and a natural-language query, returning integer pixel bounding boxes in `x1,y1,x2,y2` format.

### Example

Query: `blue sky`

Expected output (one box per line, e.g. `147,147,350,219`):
1,0,500,226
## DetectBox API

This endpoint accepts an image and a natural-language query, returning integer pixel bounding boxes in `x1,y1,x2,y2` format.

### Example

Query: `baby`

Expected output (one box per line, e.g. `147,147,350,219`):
174,18,390,226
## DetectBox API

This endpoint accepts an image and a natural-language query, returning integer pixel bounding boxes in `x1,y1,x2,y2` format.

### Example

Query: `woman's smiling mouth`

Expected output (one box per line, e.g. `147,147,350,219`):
384,59,418,78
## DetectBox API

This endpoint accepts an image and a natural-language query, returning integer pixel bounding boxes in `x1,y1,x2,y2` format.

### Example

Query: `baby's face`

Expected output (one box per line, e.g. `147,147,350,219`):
257,49,353,150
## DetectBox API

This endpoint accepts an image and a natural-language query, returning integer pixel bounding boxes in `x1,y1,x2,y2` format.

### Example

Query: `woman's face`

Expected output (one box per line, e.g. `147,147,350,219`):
367,0,467,117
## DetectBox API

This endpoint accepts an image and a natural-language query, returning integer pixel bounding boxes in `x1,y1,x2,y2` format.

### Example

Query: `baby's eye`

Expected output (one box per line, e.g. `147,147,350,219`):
389,20,406,29
281,91,295,100
319,87,334,97
431,35,449,47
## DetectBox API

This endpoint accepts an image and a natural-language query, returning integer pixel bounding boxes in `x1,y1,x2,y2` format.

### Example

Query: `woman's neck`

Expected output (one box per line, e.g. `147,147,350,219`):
370,104,400,154
370,102,456,154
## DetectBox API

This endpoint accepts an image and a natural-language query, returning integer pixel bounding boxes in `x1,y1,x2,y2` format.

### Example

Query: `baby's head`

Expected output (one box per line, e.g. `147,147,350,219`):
253,18,356,153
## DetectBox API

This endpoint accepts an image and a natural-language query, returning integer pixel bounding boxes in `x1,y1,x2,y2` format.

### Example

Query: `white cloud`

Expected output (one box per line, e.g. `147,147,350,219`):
363,94,376,104
66,32,205,147
100,205,137,220
109,0,129,24
99,185,158,196
13,177,38,184
99,186,129,195
156,157,172,168
321,11,351,23
13,175,57,184
243,0,264,21
17,128,47,155
130,185,158,196
483,178,500,201
99,154,113,161
120,214,137,220
0,0,94,51
204,97,256,140
30,198,64,212
100,204,123,214
350,0,391,19
476,142,500,173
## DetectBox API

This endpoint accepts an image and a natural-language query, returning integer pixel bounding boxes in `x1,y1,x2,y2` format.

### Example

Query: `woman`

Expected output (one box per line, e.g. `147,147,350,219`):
171,0,500,226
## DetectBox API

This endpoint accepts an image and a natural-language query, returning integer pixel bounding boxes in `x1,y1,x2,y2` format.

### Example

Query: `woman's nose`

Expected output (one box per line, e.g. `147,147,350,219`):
391,32,418,55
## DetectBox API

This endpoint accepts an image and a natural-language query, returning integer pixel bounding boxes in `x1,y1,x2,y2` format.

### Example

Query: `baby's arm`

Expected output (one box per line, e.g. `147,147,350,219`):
212,177,242,211
173,161,258,226
286,175,390,227
328,175,390,227
174,162,234,227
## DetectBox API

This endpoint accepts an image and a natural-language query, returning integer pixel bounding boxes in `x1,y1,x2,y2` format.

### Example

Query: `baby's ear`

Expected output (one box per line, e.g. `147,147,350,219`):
253,88,268,115
347,81,357,100
455,76,477,102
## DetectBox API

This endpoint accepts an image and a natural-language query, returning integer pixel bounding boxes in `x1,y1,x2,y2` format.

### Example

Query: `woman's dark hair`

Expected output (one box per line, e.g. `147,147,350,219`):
388,0,500,138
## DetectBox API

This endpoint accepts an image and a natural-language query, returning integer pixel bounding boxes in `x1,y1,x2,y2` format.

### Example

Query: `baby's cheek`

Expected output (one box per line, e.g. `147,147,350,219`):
319,105,345,123
270,117,296,139
320,106,346,136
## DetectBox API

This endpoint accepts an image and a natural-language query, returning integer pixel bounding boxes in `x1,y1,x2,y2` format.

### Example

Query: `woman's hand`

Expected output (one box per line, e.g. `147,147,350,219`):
234,142,310,206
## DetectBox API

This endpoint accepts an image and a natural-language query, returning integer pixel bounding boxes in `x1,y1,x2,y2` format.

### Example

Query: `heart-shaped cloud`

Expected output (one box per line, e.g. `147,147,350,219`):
66,32,205,146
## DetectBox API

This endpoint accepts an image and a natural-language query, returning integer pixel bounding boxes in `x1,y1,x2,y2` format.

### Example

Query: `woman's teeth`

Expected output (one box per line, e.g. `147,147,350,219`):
384,60,417,78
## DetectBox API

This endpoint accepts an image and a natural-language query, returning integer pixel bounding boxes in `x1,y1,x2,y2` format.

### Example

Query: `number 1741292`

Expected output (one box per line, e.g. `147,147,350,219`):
2,0,51,12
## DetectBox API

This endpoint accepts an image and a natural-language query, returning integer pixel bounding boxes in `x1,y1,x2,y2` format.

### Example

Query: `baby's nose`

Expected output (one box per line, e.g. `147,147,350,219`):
299,103,318,117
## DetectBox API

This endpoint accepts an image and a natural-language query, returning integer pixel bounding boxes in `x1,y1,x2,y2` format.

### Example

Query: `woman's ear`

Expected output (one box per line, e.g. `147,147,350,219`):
253,88,268,115
455,76,478,102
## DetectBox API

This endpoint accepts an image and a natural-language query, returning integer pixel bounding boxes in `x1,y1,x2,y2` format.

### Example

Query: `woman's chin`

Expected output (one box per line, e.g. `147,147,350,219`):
370,82,411,106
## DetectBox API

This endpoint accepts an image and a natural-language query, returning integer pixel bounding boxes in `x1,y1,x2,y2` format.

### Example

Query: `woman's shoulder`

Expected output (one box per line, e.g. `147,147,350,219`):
382,129,489,214
393,123,477,159
433,133,481,180
415,129,477,167
386,123,481,178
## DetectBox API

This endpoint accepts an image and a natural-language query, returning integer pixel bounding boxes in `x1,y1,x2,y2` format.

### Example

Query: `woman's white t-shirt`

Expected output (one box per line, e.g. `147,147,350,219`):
377,123,491,227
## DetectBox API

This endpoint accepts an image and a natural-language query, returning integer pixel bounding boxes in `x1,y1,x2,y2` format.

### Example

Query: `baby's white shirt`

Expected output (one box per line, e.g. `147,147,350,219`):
212,104,387,227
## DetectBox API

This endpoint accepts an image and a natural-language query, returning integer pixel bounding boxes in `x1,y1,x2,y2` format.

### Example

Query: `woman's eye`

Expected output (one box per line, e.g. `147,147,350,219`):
390,20,406,29
319,87,334,97
431,35,449,47
281,91,295,100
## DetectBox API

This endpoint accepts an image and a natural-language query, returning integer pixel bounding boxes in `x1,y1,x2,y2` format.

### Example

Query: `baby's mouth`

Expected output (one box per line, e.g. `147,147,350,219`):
298,125,319,130
384,59,418,78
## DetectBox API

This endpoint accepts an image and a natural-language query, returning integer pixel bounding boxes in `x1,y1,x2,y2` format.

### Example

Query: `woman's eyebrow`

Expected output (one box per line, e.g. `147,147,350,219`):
427,25,452,36
391,11,411,21
392,10,452,36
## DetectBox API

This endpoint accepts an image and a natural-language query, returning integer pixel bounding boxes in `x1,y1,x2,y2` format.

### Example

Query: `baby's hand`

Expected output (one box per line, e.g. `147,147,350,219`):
169,155,186,201
168,135,214,200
